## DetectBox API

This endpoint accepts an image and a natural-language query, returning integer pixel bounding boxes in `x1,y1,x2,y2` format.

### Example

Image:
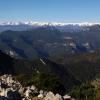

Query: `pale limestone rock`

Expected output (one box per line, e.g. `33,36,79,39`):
53,94,63,100
38,93,44,98
25,87,31,98
44,92,63,100
63,94,71,100
44,91,55,100
39,90,44,94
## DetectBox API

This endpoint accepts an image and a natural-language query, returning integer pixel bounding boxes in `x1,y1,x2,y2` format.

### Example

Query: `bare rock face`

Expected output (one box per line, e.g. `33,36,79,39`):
44,91,63,100
37,90,44,99
38,94,44,99
53,94,63,100
44,91,54,100
63,95,71,100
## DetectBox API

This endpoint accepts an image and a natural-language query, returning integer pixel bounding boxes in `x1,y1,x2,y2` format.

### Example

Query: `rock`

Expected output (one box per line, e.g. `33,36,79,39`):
43,91,47,96
38,94,44,98
53,94,63,100
39,90,44,94
44,91,55,100
31,85,36,91
44,91,63,100
25,87,31,98
18,87,24,96
31,85,38,94
63,95,71,100
37,90,44,99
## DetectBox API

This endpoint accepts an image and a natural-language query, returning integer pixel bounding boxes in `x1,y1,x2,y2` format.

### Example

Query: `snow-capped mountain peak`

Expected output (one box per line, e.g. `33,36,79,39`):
0,21,100,33
0,21,99,26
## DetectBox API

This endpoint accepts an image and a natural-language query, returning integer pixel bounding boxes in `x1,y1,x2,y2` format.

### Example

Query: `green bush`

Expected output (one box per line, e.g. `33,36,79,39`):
70,83,96,100
16,72,66,95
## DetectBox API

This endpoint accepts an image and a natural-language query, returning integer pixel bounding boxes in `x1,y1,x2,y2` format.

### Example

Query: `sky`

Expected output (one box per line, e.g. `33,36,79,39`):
0,0,100,23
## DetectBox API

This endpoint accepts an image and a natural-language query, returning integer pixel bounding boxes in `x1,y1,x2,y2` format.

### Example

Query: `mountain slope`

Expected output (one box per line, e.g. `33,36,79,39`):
0,50,79,90
0,28,95,59
52,51,100,83
0,49,100,91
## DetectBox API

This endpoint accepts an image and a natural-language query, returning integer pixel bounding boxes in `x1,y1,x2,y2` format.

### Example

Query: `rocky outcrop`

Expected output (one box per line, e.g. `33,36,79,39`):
44,91,63,100
0,74,72,100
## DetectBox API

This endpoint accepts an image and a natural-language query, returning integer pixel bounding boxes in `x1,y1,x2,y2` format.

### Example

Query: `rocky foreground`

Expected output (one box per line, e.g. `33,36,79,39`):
0,74,72,100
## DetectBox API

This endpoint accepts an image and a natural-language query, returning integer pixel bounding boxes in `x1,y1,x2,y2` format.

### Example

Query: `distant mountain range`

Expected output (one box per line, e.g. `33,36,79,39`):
0,22,100,59
0,21,98,26
0,21,100,32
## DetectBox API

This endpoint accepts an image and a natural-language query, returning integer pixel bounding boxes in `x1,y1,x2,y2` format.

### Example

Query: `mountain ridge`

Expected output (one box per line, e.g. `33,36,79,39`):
0,21,100,26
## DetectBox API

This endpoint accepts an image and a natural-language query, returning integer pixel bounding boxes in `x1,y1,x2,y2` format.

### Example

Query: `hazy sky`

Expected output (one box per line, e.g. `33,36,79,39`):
0,0,100,22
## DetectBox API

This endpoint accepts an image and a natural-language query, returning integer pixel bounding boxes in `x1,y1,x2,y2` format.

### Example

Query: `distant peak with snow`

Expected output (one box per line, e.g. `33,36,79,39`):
0,21,100,26
0,21,100,33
